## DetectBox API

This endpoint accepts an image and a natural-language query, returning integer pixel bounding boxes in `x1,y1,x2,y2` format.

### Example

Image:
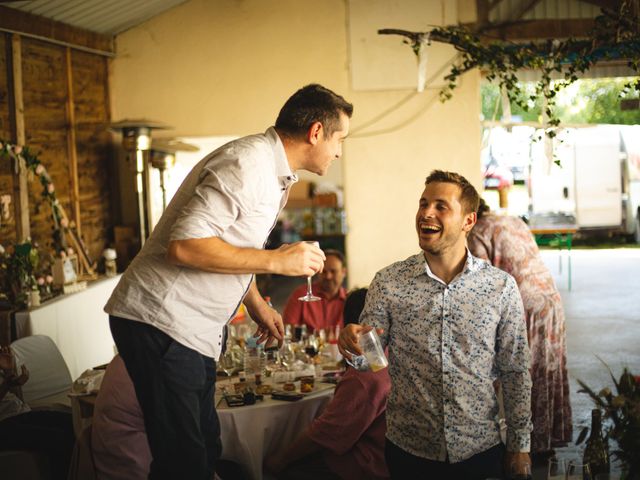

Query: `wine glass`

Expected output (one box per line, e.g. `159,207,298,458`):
298,241,321,302
218,350,236,377
304,334,319,360
280,341,297,370
567,460,592,480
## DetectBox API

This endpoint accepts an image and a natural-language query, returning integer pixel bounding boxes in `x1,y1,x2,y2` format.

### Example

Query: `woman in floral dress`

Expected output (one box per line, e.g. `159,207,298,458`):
468,201,572,454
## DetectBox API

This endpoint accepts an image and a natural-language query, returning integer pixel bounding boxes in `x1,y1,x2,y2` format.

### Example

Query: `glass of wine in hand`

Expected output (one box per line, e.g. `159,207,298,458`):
298,241,321,302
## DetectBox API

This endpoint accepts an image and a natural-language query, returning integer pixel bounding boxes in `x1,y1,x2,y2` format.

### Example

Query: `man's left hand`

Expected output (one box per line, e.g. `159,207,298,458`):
505,451,531,478
248,302,285,349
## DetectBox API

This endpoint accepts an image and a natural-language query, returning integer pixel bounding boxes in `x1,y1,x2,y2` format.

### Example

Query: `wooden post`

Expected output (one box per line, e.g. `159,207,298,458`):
7,33,30,242
64,47,82,237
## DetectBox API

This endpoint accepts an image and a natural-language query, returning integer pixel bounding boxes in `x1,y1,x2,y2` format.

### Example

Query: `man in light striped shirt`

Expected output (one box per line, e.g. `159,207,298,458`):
106,84,352,480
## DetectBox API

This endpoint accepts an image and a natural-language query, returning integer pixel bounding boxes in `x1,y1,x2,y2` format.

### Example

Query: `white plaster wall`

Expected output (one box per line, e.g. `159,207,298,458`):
111,0,481,288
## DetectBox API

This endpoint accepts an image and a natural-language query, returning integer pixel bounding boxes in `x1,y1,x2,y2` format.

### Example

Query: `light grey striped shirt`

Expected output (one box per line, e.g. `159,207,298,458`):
105,127,296,359
361,251,532,462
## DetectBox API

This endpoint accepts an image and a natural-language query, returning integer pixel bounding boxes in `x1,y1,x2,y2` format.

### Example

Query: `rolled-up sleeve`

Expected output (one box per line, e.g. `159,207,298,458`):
170,152,260,241
496,276,533,452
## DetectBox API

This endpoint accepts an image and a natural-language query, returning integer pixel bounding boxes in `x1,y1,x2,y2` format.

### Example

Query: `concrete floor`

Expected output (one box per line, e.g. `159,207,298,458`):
264,248,640,479
533,248,640,478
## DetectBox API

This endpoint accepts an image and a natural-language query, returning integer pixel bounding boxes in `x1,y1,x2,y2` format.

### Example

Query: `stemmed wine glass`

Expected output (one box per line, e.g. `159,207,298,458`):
218,350,236,377
298,241,321,302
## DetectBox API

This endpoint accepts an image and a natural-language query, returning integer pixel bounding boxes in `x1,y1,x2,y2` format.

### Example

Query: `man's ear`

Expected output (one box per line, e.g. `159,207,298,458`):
462,211,477,233
307,121,323,145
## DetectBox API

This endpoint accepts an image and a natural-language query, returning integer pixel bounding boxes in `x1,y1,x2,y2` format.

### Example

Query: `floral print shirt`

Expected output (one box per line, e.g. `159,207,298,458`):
361,251,532,462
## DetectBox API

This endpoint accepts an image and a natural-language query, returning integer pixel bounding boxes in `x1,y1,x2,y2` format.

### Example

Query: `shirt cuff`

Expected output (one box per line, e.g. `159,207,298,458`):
506,429,531,453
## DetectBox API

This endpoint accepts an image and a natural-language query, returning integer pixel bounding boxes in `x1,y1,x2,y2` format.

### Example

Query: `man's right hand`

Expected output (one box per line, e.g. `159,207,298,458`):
338,324,368,360
272,242,325,277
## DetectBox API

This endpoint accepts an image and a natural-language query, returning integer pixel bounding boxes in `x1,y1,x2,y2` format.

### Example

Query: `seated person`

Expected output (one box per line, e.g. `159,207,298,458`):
92,355,246,480
282,249,347,331
265,288,391,480
92,354,152,480
0,345,74,480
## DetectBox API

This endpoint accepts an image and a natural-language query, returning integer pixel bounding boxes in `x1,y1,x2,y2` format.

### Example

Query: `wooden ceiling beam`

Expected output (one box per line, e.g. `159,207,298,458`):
0,5,113,55
511,0,543,21
471,18,596,40
578,0,622,10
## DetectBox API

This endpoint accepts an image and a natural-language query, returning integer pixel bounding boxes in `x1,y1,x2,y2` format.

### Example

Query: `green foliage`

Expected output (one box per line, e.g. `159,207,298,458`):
482,78,640,125
427,2,640,134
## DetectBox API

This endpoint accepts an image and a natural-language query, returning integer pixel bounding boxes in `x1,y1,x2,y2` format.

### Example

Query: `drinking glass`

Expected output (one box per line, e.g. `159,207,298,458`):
280,341,297,370
218,350,236,377
547,457,567,480
567,460,592,480
298,241,321,302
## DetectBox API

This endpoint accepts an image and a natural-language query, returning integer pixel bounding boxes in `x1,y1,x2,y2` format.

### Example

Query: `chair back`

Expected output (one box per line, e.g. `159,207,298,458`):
10,335,72,405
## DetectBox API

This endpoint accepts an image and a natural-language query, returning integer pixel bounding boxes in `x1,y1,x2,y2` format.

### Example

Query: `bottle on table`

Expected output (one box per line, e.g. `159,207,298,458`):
243,336,265,384
583,408,610,476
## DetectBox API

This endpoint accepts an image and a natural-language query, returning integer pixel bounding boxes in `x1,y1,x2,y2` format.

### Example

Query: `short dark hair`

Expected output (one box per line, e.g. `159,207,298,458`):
344,288,367,326
324,249,345,267
425,170,480,215
275,84,353,139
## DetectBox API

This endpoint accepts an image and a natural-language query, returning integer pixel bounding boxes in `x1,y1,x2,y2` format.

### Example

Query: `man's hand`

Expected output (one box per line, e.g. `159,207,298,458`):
271,242,325,277
337,324,372,360
505,451,531,478
5,365,29,388
250,303,285,349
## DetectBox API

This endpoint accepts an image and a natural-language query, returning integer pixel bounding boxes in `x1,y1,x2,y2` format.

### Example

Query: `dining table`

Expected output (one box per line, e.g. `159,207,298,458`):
215,375,335,480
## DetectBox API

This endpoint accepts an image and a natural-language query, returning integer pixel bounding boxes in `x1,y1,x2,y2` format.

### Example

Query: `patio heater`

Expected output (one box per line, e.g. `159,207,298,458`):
149,139,199,211
110,119,170,246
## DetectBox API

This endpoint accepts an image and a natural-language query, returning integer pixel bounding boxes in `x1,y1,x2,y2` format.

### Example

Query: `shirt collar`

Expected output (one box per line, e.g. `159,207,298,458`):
265,126,298,185
412,248,482,283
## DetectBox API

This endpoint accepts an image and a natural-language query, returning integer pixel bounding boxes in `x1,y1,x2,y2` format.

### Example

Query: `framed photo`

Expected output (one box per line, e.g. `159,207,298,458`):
53,254,78,286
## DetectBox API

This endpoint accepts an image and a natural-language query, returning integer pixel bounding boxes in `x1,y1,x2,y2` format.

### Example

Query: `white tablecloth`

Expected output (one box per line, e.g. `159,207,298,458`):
14,275,120,379
217,380,334,480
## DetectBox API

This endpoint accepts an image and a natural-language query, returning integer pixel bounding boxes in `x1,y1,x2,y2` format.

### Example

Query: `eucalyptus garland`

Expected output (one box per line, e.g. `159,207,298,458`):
383,2,640,136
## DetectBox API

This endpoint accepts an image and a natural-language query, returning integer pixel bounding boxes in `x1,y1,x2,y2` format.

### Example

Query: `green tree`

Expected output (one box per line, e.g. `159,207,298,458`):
482,78,640,125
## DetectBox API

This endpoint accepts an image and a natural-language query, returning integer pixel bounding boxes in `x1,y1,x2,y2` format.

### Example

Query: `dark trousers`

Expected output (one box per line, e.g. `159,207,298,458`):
0,410,75,480
385,439,505,480
110,315,221,480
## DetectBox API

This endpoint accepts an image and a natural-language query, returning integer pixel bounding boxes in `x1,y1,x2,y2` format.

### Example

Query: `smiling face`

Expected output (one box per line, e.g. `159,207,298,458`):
319,254,347,298
305,113,350,176
415,182,476,256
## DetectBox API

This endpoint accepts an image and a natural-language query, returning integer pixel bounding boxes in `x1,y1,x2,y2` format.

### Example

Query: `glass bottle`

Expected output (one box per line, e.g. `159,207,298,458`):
243,337,265,381
583,408,610,476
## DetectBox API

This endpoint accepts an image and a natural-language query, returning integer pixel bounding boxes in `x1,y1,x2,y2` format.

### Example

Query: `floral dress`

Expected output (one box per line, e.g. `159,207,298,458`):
468,214,573,453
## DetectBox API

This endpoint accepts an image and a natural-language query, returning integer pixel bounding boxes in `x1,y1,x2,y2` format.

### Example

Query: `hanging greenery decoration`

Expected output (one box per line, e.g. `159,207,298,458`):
0,140,66,251
380,1,640,137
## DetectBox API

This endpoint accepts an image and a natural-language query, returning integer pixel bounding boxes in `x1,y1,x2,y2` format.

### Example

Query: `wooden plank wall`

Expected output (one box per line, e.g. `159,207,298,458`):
0,33,112,261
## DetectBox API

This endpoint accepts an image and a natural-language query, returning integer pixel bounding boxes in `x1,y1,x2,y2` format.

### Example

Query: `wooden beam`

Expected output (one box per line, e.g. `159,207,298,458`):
578,0,621,10
511,0,543,21
0,5,113,56
7,33,30,242
475,18,596,40
64,47,82,237
476,0,490,29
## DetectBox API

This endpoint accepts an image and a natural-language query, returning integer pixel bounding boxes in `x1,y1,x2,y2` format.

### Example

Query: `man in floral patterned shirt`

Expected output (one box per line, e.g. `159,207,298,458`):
339,170,532,480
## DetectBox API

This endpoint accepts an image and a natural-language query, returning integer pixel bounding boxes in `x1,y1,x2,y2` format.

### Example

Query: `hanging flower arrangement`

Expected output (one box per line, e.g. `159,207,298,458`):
0,140,66,251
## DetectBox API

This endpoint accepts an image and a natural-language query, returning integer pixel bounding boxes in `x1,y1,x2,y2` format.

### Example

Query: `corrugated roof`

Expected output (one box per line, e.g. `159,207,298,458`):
0,0,189,35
